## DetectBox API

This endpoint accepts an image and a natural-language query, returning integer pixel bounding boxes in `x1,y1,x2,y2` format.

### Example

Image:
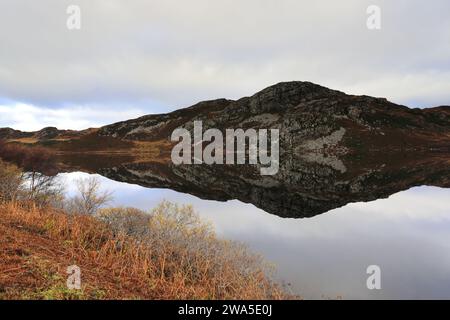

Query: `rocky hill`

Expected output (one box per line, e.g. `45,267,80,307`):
3,81,449,151
0,127,95,142
98,81,450,153
2,81,449,218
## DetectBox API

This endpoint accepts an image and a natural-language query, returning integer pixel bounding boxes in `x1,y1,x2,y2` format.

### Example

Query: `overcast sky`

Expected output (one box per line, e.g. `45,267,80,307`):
1,0,449,130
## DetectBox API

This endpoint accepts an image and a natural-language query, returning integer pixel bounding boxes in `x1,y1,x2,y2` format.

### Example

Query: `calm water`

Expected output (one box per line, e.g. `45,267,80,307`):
59,172,450,299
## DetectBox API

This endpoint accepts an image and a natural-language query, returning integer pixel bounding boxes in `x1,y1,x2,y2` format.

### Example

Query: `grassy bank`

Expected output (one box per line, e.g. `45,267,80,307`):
0,202,287,300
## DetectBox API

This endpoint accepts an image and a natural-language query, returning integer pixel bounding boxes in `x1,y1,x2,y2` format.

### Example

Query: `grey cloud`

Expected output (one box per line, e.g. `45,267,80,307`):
0,0,449,117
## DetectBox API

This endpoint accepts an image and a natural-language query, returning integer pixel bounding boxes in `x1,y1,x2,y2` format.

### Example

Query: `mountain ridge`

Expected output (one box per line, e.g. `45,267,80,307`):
1,81,449,153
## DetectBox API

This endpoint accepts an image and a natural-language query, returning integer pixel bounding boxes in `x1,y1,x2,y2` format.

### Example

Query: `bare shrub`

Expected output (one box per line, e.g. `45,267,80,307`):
0,159,24,203
23,171,64,207
67,177,113,215
0,156,62,207
0,141,62,206
97,201,284,299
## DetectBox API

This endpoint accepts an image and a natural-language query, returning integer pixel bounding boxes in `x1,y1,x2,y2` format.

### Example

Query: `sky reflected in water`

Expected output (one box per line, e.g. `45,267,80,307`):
60,172,450,299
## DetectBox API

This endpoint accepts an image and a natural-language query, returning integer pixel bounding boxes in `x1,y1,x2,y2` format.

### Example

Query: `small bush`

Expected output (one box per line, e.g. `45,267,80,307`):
97,201,284,299
65,177,113,215
0,159,24,203
0,141,64,207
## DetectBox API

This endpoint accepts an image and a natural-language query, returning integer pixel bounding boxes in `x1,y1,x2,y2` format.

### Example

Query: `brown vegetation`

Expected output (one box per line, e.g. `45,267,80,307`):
0,140,63,207
0,159,289,300
0,140,57,175
66,177,113,215
0,202,287,300
0,160,23,203
44,132,134,153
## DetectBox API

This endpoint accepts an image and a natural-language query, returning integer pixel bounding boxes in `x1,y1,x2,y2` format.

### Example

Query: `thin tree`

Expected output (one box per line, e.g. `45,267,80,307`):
70,177,113,215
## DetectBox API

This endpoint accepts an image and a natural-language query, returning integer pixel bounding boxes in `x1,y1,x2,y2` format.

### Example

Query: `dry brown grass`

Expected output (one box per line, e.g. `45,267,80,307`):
0,202,289,300
131,140,173,163
7,138,39,144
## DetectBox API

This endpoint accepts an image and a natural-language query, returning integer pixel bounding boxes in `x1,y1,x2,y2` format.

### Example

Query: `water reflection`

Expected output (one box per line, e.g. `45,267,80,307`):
55,150,450,219
61,172,450,299
54,144,450,298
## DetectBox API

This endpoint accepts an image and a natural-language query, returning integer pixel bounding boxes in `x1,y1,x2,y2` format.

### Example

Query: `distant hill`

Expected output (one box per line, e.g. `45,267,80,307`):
2,82,449,152
0,126,96,142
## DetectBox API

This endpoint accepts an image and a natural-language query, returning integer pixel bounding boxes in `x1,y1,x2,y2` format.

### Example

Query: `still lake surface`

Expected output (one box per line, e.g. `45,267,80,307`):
59,171,450,299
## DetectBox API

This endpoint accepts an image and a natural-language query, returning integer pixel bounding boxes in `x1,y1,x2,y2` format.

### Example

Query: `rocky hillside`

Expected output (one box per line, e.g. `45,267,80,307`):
0,127,95,142
98,81,450,153
3,81,449,151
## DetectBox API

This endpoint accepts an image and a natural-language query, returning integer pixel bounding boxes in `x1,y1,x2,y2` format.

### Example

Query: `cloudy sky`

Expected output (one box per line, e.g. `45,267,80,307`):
1,0,449,130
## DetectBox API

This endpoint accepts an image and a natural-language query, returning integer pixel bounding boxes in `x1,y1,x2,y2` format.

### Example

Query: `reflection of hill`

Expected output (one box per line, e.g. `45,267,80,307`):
3,81,449,218
54,150,450,218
